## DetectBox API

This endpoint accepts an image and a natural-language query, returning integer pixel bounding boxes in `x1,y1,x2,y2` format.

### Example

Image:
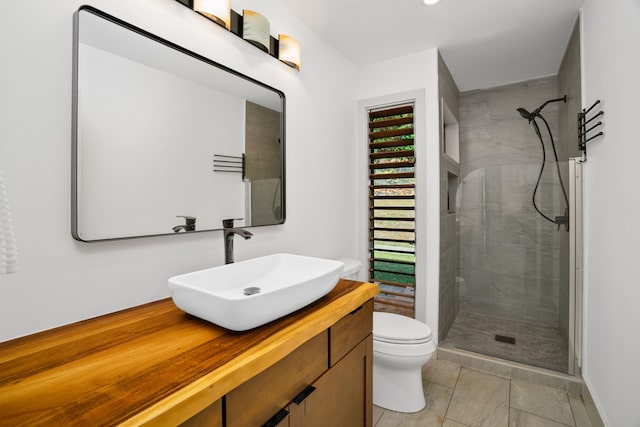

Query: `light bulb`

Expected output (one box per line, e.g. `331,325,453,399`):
278,34,301,71
193,0,231,30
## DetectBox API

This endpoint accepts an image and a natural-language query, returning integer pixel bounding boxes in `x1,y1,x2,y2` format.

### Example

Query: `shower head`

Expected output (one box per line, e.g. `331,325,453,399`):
517,95,567,122
517,107,536,121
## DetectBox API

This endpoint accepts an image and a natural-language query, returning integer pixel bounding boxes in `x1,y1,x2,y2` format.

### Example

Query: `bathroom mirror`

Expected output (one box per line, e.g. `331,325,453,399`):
72,6,285,242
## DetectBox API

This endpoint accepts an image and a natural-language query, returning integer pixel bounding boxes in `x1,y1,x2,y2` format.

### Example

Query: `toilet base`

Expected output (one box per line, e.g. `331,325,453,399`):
373,351,433,413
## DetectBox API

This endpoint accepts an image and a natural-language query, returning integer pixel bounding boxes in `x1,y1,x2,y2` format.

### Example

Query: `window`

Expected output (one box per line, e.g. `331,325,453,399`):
368,104,416,316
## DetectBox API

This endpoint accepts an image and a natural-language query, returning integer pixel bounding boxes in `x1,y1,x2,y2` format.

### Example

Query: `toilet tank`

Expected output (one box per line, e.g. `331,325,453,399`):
339,258,361,280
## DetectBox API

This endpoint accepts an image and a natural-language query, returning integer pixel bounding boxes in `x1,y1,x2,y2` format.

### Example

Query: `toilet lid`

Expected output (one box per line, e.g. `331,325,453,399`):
373,312,433,344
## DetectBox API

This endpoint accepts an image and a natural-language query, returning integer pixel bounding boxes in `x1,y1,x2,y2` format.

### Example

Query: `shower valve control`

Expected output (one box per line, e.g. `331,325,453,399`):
555,215,569,232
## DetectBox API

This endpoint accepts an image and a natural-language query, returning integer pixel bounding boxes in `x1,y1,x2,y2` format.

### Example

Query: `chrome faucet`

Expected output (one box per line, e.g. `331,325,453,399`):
173,215,196,232
222,218,253,264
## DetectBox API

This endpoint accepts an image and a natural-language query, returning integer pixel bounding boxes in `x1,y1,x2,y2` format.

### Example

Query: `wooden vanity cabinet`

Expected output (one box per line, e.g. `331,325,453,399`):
0,280,378,426
225,300,373,427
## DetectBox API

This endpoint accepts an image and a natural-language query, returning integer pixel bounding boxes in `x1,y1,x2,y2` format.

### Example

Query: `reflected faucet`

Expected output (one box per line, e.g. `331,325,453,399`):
222,218,253,264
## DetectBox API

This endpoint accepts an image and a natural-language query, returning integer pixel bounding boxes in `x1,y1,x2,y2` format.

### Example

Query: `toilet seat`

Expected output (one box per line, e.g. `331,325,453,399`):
373,312,435,357
374,338,435,357
373,312,433,344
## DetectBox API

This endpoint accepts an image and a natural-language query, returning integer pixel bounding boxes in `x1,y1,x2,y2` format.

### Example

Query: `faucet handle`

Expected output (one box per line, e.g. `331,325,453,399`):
177,215,196,226
222,218,244,228
176,215,196,231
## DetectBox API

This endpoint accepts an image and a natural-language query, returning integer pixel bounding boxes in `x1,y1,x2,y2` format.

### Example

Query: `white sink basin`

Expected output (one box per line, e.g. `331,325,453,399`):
168,254,344,331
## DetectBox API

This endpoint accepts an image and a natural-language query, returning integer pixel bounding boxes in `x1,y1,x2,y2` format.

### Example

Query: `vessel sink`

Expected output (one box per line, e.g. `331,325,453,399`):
168,254,344,331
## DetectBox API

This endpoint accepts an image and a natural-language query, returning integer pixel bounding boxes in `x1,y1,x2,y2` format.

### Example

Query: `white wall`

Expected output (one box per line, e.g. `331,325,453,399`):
0,0,358,341
356,50,441,340
581,1,640,426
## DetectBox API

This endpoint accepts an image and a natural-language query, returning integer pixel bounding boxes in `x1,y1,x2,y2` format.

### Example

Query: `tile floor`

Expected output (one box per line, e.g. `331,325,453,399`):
373,359,592,427
443,311,568,373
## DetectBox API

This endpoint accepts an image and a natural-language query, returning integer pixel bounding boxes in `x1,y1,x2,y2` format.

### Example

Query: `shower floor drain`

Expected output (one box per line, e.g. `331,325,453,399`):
495,334,516,345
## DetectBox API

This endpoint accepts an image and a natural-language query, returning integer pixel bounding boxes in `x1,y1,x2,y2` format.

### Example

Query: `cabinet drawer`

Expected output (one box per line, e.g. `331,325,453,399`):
179,399,222,427
226,331,328,427
330,299,373,366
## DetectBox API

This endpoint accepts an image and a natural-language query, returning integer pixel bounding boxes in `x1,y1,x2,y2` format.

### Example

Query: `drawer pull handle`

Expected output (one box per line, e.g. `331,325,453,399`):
262,408,289,427
349,305,364,316
292,385,317,405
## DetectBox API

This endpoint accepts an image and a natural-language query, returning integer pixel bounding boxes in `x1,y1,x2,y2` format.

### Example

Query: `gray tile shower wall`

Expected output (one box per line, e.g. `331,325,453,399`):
438,53,460,339
458,75,568,328
557,17,582,344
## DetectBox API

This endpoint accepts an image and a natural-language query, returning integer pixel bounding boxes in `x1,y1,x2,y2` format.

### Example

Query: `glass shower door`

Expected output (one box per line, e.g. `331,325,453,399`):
444,160,578,374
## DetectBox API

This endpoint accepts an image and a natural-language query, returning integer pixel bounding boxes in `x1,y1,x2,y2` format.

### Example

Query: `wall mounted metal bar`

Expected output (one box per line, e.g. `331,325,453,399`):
213,154,245,180
578,100,604,159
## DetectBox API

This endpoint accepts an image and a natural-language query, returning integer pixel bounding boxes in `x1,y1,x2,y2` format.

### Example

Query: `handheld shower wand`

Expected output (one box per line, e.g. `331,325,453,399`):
516,95,569,231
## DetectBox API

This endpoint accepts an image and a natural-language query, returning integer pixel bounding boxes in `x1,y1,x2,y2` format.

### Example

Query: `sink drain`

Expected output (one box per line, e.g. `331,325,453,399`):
243,286,261,296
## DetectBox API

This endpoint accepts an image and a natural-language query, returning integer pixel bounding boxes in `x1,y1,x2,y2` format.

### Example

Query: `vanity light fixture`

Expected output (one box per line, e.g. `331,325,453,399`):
175,0,300,71
243,10,271,53
423,0,440,4
193,0,231,30
278,34,301,71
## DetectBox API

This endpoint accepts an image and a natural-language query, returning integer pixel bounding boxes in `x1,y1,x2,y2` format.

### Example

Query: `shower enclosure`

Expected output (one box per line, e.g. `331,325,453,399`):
440,76,582,374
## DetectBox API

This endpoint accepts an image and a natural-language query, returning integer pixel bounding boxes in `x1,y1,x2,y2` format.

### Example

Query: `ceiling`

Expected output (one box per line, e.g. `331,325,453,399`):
279,0,585,91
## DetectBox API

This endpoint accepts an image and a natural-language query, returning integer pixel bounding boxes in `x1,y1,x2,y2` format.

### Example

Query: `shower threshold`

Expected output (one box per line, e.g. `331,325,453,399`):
436,345,582,395
441,311,569,374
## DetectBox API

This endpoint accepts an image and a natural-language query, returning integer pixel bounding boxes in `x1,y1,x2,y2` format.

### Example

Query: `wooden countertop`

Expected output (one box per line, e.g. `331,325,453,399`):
0,280,378,426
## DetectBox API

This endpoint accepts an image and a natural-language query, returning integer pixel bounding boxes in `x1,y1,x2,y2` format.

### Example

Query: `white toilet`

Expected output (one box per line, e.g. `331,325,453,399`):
373,312,435,412
339,258,362,281
338,259,436,413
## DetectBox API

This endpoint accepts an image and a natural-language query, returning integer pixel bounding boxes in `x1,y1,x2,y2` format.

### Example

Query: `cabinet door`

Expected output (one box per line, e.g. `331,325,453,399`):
289,335,372,427
226,331,328,427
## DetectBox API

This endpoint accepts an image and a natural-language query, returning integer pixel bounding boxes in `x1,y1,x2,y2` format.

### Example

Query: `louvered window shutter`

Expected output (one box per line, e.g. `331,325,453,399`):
368,104,416,316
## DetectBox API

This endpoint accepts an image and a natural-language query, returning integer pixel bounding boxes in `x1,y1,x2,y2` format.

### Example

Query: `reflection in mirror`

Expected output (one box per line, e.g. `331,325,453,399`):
245,102,283,225
72,6,285,242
